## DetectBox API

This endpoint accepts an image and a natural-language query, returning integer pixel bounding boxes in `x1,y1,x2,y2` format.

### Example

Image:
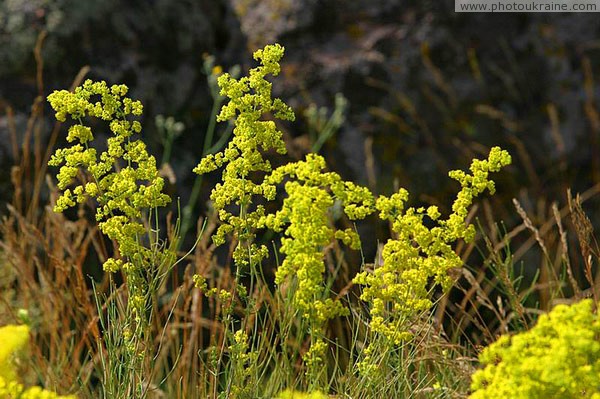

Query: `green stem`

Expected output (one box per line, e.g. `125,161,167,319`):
178,97,229,244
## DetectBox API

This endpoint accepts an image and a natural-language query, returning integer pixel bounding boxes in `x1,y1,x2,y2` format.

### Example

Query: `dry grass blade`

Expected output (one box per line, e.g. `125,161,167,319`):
512,198,560,307
567,190,599,302
552,202,582,299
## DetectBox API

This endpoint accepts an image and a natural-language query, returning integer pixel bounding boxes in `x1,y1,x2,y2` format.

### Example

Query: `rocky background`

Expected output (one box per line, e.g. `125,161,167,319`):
2,0,600,283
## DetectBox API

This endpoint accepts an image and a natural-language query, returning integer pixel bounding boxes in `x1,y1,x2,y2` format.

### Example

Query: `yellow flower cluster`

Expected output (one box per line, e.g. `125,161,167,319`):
47,80,171,274
227,330,259,397
260,153,374,323
0,324,29,383
0,324,76,399
258,153,374,378
191,46,512,383
194,44,377,378
354,147,511,345
301,338,329,380
193,43,294,268
277,389,328,399
471,299,600,399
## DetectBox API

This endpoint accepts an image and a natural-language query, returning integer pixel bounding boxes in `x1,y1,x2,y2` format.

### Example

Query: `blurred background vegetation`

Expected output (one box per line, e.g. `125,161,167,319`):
3,1,600,221
2,0,600,384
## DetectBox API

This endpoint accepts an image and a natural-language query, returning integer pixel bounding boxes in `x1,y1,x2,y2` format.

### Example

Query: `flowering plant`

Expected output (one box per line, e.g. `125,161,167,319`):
47,43,511,396
471,299,600,399
0,324,76,398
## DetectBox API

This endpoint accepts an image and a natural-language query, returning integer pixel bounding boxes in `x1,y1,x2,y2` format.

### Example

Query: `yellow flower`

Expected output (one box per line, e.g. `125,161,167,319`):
277,389,329,399
193,44,295,269
0,324,29,382
354,147,511,345
471,299,600,399
48,79,172,276
0,325,76,398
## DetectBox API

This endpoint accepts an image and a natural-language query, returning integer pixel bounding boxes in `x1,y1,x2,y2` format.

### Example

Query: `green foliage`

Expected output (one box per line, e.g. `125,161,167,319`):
226,330,259,398
471,299,600,399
